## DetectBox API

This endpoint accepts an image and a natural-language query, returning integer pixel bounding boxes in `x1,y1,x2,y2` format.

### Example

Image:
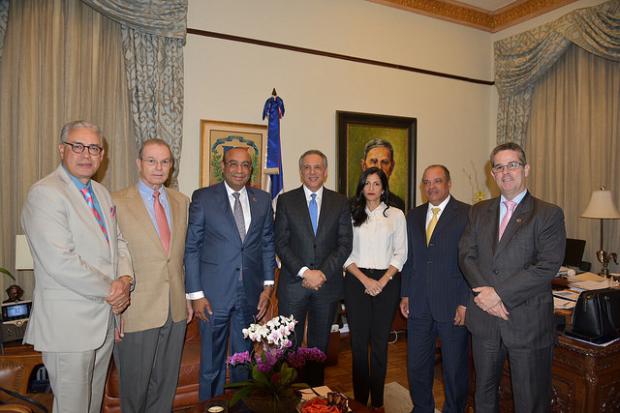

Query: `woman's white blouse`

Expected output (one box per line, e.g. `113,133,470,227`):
344,202,408,271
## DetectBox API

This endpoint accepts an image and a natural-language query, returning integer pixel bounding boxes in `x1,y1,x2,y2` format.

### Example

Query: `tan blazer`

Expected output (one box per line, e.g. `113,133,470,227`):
21,165,134,352
112,184,189,333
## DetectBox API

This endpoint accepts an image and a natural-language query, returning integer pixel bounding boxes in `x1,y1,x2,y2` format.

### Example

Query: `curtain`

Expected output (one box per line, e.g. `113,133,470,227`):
81,0,186,185
0,0,136,298
0,0,8,60
495,0,620,145
527,44,620,270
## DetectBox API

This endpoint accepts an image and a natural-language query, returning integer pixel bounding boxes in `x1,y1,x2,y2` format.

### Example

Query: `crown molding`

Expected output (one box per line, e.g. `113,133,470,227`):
368,0,578,32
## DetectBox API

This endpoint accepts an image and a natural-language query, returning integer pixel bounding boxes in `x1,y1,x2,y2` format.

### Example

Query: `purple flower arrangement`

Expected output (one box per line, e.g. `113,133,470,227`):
225,315,326,408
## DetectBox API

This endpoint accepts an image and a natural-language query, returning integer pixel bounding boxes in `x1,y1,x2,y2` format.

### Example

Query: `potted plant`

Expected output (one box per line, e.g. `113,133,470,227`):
225,315,326,413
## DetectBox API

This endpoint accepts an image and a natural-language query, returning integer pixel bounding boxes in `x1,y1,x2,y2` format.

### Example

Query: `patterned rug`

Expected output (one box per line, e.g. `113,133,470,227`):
383,382,440,413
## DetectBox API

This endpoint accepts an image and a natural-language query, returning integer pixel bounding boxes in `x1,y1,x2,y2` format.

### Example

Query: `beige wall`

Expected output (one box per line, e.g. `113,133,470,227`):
181,0,602,205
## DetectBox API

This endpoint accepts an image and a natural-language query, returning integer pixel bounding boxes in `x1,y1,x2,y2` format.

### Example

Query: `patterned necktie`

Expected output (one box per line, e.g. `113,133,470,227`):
426,207,440,246
309,193,318,235
153,190,171,254
233,192,246,242
499,200,517,240
80,187,109,243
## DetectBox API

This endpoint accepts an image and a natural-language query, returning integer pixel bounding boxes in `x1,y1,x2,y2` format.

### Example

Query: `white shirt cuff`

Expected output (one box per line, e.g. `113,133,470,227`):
186,291,205,300
264,280,275,286
298,266,309,278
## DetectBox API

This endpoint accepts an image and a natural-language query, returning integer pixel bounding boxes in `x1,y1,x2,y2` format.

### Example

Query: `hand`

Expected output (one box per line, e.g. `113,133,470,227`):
186,300,194,324
473,286,502,311
486,301,509,320
400,297,409,318
363,277,383,296
453,305,466,326
302,270,326,291
192,297,213,322
256,286,273,321
114,318,125,343
106,276,132,314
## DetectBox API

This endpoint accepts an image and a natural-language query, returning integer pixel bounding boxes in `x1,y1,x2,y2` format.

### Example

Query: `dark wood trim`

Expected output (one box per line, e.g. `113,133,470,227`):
186,28,494,86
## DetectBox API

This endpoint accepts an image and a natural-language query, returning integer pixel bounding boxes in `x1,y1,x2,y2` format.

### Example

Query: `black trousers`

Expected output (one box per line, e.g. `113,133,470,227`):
344,269,401,408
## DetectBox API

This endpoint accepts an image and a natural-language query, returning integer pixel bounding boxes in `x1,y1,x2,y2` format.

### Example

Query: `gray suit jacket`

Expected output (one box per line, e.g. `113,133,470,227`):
21,165,134,352
459,192,565,348
275,186,352,303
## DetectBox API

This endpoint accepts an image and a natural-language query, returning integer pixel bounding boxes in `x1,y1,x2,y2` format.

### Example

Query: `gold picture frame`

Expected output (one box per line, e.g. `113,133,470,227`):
200,120,268,189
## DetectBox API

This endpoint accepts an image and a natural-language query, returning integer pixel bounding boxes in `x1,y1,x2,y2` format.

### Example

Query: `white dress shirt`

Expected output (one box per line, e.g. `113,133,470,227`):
344,202,408,271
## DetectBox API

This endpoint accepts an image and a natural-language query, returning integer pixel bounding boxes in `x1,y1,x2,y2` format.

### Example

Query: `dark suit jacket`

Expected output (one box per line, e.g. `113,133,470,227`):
459,192,565,349
275,186,352,303
401,197,470,322
184,182,275,311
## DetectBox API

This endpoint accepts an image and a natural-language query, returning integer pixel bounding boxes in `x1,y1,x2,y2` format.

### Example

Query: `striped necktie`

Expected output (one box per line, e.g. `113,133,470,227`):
80,187,109,242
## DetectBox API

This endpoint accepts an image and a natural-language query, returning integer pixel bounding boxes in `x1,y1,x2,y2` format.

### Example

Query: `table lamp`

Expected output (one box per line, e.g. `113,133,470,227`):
581,187,620,276
10,234,33,302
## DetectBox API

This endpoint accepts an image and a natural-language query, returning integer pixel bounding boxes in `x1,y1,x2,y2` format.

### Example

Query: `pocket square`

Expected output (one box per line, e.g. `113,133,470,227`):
110,205,116,218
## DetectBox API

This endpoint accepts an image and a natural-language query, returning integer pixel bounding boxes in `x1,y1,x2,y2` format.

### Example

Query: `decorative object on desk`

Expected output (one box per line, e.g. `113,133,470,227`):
225,315,326,413
581,187,620,277
299,392,349,413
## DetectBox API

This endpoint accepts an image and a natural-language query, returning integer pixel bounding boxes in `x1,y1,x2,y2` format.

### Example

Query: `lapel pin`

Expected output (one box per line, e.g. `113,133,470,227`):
516,218,522,223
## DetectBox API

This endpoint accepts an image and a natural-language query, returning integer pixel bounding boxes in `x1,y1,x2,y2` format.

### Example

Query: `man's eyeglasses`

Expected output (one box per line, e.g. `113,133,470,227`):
142,158,172,167
492,161,523,174
63,141,103,156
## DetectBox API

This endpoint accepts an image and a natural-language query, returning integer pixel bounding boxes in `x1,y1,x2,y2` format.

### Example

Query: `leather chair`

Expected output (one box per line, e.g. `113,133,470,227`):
101,318,201,412
0,347,51,413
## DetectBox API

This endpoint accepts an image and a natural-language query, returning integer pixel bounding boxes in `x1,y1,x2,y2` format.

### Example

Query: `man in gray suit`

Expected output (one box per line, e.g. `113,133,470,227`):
459,142,566,413
275,149,353,386
21,120,134,413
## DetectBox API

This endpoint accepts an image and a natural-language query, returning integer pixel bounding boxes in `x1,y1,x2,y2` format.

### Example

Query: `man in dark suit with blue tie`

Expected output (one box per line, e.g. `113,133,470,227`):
400,165,470,413
184,147,276,401
459,143,565,413
275,149,352,386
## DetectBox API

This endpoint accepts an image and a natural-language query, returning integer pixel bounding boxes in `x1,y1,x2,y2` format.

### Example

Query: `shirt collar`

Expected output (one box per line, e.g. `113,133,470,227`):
365,201,387,216
138,179,166,199
428,195,451,212
224,181,248,198
63,165,91,191
303,185,324,201
501,190,527,205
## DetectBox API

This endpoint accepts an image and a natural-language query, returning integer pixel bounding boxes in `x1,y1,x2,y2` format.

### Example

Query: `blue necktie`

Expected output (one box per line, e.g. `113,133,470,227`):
309,193,318,235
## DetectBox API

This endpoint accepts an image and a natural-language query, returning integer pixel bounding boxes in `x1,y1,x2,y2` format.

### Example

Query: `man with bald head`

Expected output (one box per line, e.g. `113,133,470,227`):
185,146,276,400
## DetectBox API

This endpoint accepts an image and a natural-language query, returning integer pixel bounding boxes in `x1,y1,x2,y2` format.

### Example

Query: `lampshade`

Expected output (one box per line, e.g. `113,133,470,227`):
581,190,620,219
15,234,33,270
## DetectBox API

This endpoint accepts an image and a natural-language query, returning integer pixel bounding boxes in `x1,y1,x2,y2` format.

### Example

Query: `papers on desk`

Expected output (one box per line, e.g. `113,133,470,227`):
567,272,613,291
554,297,576,309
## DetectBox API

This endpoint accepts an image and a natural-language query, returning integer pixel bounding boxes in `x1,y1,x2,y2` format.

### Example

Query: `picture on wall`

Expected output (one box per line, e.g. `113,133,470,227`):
200,120,268,189
337,111,417,211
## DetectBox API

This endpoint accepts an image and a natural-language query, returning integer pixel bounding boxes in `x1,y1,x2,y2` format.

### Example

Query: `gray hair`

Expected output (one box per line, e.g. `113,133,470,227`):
59,120,102,143
363,138,394,160
490,142,527,166
298,149,328,169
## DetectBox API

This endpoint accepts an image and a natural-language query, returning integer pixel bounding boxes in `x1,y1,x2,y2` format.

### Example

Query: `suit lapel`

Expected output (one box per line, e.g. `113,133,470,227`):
246,187,260,239
293,186,315,238
316,189,331,238
128,185,165,255
216,183,243,244
415,204,428,246
495,192,533,257
168,190,183,254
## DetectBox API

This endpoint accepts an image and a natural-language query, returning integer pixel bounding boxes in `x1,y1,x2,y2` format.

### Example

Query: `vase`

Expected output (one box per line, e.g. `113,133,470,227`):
242,393,299,413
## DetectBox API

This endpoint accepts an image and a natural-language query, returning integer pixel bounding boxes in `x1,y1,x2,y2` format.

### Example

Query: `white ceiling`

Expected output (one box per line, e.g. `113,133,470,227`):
455,0,517,11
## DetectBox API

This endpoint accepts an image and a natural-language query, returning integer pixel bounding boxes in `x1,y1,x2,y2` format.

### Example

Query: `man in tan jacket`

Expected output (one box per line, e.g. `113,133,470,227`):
112,138,191,413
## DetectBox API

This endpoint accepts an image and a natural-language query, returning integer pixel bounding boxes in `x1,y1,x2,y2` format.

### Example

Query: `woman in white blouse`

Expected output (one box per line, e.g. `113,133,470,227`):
343,167,408,412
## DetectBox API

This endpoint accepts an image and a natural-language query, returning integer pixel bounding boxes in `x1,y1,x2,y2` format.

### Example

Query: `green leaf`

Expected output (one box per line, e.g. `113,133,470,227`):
230,386,252,406
225,380,252,389
0,267,15,281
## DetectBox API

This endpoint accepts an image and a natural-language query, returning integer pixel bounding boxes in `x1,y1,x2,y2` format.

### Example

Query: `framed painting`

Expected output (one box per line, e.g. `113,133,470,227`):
337,111,417,211
200,120,268,189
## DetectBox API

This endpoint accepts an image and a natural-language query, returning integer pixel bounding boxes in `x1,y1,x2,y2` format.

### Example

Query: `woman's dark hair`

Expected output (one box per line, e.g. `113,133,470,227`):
350,167,390,227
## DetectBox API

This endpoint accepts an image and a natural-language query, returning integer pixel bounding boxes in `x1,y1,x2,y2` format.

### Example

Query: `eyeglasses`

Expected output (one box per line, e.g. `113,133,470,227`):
142,158,172,167
63,141,103,155
492,161,523,174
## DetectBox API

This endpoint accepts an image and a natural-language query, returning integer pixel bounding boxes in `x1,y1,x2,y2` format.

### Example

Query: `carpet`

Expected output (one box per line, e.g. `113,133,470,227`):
383,382,440,413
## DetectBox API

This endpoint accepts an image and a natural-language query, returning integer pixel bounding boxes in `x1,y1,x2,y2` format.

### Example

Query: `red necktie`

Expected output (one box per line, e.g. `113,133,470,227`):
154,190,171,254
498,200,516,240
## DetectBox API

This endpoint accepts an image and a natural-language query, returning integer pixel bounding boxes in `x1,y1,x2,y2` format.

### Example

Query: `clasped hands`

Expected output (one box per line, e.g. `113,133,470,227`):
106,275,132,314
302,269,327,291
473,286,509,320
364,276,386,296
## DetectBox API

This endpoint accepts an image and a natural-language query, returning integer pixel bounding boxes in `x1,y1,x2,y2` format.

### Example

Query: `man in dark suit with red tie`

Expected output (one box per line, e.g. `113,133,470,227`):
459,142,566,413
275,149,352,386
184,147,276,401
400,165,470,413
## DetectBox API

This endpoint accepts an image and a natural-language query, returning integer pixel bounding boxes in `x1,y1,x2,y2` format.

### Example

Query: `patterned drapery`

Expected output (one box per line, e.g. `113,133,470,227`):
0,0,8,60
495,0,620,145
81,0,187,185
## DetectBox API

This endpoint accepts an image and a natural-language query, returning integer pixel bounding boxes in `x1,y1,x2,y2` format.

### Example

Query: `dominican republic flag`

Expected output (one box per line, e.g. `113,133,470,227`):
262,90,285,200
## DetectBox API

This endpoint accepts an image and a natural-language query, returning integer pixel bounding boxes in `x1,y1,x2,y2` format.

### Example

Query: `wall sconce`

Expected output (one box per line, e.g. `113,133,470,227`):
581,187,620,276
